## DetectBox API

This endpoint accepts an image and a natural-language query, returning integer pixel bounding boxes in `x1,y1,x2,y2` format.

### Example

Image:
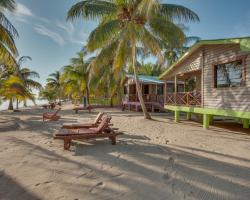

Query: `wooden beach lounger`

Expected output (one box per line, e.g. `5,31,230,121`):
62,112,104,129
73,105,92,113
43,108,61,121
54,116,122,150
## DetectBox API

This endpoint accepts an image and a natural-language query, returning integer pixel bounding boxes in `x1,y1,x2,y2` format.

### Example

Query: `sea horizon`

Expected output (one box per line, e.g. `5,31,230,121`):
0,99,48,111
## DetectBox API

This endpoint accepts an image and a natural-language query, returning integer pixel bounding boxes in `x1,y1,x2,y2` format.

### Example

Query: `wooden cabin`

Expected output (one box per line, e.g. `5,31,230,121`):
160,37,250,129
123,75,184,112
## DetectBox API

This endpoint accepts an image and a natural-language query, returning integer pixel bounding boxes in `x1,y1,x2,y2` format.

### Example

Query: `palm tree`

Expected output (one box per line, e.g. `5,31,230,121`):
164,36,200,67
61,51,94,107
90,61,126,107
47,71,61,100
67,0,199,119
14,56,42,109
0,74,35,110
39,86,57,102
128,63,164,76
2,56,42,110
0,0,18,67
71,51,93,106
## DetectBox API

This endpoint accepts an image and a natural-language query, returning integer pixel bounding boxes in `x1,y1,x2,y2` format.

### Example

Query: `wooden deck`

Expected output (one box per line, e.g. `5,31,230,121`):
122,101,165,112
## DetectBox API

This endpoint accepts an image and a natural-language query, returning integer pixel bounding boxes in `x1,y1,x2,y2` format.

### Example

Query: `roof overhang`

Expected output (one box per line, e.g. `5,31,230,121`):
126,75,165,84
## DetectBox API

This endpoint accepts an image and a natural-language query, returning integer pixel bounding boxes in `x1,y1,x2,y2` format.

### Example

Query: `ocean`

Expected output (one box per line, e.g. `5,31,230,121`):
0,99,48,111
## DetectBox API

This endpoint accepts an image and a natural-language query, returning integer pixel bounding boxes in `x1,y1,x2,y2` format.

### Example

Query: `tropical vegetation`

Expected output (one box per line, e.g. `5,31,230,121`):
67,0,199,119
0,0,200,115
0,56,42,110
41,50,125,108
0,0,18,67
0,0,42,110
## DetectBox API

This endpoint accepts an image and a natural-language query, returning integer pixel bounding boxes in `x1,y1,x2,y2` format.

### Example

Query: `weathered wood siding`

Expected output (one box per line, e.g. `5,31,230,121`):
167,50,203,77
203,44,250,111
165,43,250,112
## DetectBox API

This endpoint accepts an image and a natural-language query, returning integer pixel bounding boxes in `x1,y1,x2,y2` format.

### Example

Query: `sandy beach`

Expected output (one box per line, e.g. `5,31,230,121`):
0,105,250,200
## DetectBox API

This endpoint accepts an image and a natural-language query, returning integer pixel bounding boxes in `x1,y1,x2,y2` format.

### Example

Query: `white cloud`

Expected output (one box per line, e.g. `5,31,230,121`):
56,21,88,45
12,3,88,47
34,25,65,46
15,3,33,16
56,21,74,34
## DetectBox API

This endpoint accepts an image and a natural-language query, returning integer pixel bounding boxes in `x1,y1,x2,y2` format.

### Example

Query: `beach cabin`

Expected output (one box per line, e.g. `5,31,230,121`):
160,37,250,129
123,75,184,112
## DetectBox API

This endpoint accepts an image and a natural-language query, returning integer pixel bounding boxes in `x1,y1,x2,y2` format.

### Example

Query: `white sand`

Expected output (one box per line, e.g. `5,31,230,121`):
0,105,250,200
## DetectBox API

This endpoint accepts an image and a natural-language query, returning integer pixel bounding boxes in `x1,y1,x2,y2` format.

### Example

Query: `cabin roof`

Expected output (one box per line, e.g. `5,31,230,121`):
126,75,165,84
159,36,250,79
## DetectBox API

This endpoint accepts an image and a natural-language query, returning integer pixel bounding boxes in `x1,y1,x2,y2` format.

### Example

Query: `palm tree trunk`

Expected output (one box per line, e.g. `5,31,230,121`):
86,86,91,113
16,98,19,110
131,44,151,119
86,87,90,106
8,98,14,110
109,94,114,107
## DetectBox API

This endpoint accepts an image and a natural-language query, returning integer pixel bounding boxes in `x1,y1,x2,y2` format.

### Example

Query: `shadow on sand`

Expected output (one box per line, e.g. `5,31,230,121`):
3,134,250,200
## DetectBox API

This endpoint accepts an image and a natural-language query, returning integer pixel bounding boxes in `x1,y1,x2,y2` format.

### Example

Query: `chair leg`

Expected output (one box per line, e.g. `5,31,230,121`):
64,139,71,150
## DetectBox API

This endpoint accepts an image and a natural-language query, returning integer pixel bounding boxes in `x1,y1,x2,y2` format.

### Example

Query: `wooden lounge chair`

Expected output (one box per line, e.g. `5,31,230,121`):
54,116,122,150
43,108,61,121
62,112,104,129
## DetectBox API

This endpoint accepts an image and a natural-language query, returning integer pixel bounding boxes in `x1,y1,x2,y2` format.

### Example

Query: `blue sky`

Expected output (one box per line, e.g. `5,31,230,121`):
8,0,250,86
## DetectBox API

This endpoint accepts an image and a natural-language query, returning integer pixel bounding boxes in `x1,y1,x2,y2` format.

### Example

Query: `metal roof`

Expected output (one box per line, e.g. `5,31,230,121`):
159,36,250,79
127,75,165,84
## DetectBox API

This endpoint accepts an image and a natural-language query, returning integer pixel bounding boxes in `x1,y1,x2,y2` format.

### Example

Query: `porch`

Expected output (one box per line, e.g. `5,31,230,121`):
164,70,202,107
165,92,202,106
123,75,165,112
124,94,164,104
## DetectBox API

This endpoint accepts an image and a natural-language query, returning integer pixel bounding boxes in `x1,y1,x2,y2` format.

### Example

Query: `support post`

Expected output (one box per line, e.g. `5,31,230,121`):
242,119,249,129
155,84,158,102
127,84,130,101
140,83,143,102
164,83,167,105
175,110,180,122
209,115,214,125
203,114,210,129
186,112,191,120
174,75,177,105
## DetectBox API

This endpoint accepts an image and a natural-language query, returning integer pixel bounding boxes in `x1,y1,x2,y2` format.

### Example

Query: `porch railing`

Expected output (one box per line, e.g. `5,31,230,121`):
165,92,201,106
124,94,164,104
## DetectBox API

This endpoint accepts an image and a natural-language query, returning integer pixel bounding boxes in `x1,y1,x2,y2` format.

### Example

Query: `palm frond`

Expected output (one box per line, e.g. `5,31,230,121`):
159,4,199,22
91,41,117,70
0,13,18,38
20,68,40,79
140,27,163,64
25,79,42,90
87,19,121,51
0,25,18,55
0,41,17,67
149,17,186,48
113,33,130,72
67,0,117,21
136,0,159,18
0,0,16,12
17,56,32,66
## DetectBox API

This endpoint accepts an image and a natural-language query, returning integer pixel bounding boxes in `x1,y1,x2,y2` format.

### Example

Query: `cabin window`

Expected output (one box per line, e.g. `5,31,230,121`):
124,86,127,95
166,83,174,93
144,85,149,94
214,59,244,88
157,85,164,95
177,84,184,93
